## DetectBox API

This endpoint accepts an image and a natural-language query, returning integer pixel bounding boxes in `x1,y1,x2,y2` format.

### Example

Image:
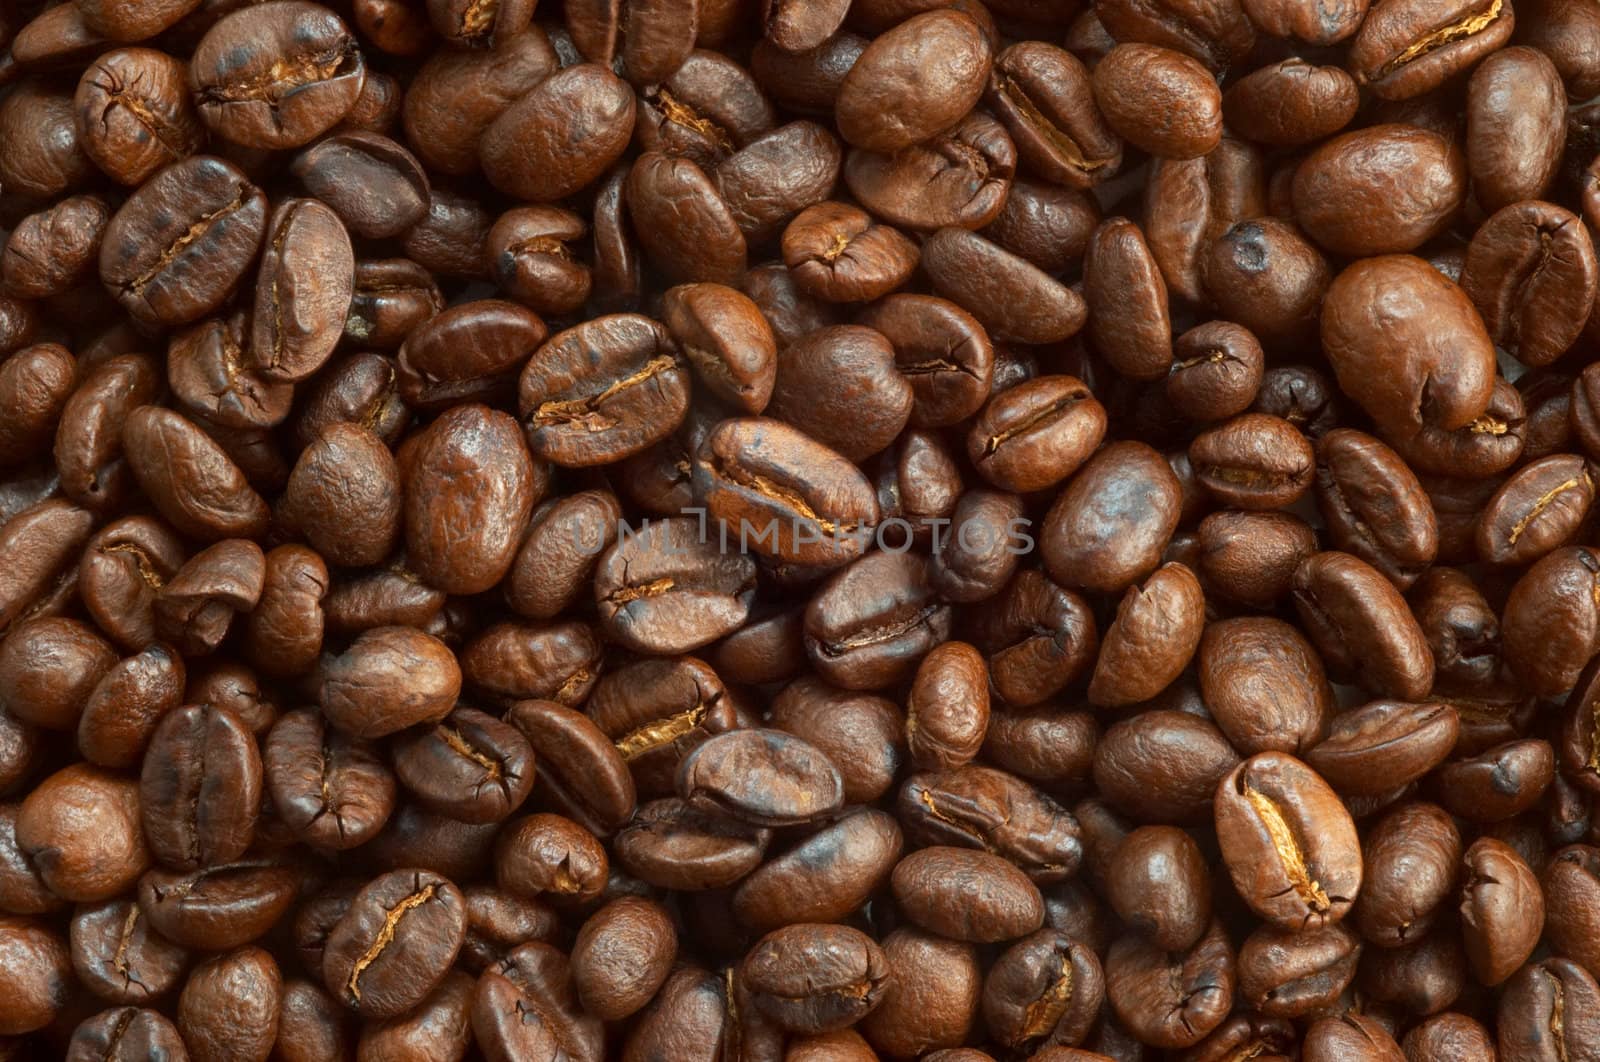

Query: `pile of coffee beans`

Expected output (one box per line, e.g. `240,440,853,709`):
5,0,1600,1056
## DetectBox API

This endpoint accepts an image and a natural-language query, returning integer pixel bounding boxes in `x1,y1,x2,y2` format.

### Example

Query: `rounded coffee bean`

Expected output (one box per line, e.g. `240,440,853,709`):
1092,44,1222,159
318,626,461,739
323,870,466,1019
1214,752,1361,930
678,729,843,827
100,157,268,329
741,923,890,1034
891,847,1043,942
191,1,365,149
570,896,676,1021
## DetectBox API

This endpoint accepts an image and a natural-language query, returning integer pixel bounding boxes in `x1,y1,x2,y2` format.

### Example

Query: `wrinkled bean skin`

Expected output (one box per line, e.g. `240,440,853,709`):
1293,125,1466,257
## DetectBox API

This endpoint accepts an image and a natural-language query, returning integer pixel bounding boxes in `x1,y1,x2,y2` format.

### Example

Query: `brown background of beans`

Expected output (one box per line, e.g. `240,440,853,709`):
1,0,1600,1058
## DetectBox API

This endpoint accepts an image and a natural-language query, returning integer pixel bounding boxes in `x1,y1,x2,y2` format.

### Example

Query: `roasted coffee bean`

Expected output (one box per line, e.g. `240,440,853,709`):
976,929,1101,1051
139,703,261,870
1292,551,1434,700
1293,126,1466,257
404,403,541,595
1463,202,1597,371
1214,752,1361,930
767,325,912,461
1189,413,1314,510
495,813,610,905
835,10,991,152
137,860,300,951
733,807,902,930
843,111,1016,233
323,870,464,1020
922,228,1086,345
1198,616,1331,756
627,152,748,284
1349,0,1513,100
741,923,890,1033
520,314,688,468
1092,44,1221,160
1104,919,1234,1049
75,49,205,186
1460,837,1543,985
893,846,1044,942
613,796,770,891
858,926,980,1057
395,297,545,410
678,728,842,827
250,198,354,383
317,626,461,739
100,156,268,329
1042,441,1182,594
392,706,535,824
803,550,952,690
1087,562,1205,708
1307,701,1458,796
900,766,1082,881
968,376,1105,494
191,1,365,149
123,407,271,542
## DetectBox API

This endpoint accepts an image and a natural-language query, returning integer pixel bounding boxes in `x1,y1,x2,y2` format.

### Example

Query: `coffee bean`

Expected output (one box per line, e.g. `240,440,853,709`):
323,869,466,1018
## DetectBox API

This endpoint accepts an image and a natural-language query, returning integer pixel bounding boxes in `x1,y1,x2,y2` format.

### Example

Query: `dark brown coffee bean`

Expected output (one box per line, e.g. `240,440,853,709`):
860,927,981,1058
695,417,879,569
74,48,205,186
1104,919,1234,1049
137,860,300,951
922,227,1086,345
291,132,429,240
1462,202,1598,370
1349,0,1513,100
678,728,843,827
987,42,1119,190
1189,412,1314,510
481,64,636,202
487,206,593,318
1214,752,1361,930
613,796,770,890
783,202,919,306
318,626,461,739
835,10,991,152
1092,44,1222,160
249,198,354,383
1292,551,1434,700
393,706,535,825
977,931,1100,1052
99,156,268,328
123,406,270,542
892,846,1043,942
192,1,364,149
1460,836,1543,986
843,111,1016,233
1307,701,1458,796
17,764,149,902
495,813,609,905
1224,59,1359,146
803,550,952,690
404,403,541,595
264,707,393,851
520,314,689,468
767,325,913,461
1294,126,1466,256
323,869,466,1019
1088,563,1206,708
741,923,890,1034
1198,616,1331,756
139,703,261,870
732,807,902,931
1042,441,1182,594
